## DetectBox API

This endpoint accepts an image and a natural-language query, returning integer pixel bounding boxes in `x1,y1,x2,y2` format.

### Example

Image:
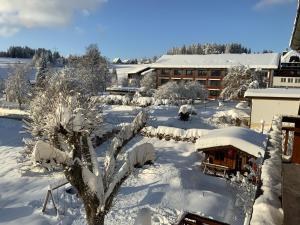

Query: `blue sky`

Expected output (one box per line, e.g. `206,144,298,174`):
0,0,297,59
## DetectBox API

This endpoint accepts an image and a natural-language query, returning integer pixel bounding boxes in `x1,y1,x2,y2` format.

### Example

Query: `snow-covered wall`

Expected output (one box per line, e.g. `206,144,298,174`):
250,116,283,225
249,98,300,129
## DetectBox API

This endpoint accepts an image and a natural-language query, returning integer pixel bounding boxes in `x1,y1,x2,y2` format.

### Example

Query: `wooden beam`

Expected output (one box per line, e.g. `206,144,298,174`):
284,130,289,155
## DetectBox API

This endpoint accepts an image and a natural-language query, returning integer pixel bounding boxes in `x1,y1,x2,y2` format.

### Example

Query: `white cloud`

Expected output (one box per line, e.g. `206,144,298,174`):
0,26,19,37
255,0,296,9
0,0,107,37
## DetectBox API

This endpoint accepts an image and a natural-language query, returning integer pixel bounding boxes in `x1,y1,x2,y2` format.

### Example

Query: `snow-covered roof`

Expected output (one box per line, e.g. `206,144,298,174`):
244,88,300,99
151,53,280,69
195,127,267,157
290,0,300,50
113,64,151,76
281,50,300,63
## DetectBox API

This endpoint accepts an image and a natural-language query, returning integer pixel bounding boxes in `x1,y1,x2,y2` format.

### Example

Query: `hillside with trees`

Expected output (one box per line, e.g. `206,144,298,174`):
167,43,251,55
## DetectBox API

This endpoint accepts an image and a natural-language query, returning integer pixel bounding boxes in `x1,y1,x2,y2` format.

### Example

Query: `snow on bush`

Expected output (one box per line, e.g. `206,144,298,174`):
210,109,250,127
178,104,196,115
141,126,209,142
94,95,131,105
127,143,155,169
132,96,154,107
154,81,208,102
250,116,283,225
32,140,72,165
235,101,250,110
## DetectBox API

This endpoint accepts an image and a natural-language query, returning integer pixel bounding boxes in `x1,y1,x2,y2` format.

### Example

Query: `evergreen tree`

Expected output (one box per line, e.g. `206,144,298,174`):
35,53,48,87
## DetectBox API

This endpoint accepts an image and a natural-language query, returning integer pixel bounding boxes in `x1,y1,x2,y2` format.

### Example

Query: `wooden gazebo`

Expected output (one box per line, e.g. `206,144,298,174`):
195,127,267,173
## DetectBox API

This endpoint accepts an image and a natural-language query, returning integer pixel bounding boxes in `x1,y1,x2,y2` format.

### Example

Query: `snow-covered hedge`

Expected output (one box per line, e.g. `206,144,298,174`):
250,116,283,225
94,95,131,105
141,126,209,142
131,96,155,107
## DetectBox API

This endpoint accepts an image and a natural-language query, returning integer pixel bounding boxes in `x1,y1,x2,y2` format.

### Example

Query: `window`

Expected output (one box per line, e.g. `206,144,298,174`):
197,80,206,85
288,78,293,83
174,70,185,76
215,151,225,161
161,69,171,75
186,70,193,76
198,70,207,76
209,80,221,87
281,78,286,83
211,70,221,77
209,90,221,97
295,78,300,83
160,79,169,85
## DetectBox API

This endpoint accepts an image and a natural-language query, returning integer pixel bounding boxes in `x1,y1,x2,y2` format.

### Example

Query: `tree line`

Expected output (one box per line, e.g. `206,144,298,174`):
167,43,252,55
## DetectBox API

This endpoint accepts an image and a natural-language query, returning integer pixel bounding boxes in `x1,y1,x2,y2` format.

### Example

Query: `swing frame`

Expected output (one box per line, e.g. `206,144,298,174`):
42,179,69,214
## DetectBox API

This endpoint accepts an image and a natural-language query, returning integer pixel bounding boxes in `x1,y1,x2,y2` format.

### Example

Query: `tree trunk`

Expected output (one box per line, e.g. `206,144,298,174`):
85,204,105,225
63,133,106,225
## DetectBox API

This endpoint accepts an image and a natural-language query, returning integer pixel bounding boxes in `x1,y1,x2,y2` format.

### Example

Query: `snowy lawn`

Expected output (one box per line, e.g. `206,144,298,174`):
103,101,246,130
72,136,245,225
0,118,67,225
0,101,249,225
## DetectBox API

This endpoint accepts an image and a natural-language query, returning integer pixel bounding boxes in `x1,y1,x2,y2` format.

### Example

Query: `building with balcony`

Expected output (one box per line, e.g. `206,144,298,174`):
151,53,280,99
272,50,300,88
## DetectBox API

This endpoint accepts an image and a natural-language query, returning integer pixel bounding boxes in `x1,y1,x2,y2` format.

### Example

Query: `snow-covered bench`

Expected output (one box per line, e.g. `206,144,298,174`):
202,162,229,178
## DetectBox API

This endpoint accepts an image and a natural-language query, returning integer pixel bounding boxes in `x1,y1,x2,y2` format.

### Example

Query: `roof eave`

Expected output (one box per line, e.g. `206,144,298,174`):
290,0,300,50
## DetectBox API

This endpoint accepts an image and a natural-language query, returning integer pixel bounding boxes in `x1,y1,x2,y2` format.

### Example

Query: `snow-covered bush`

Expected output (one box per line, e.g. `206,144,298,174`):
178,105,197,115
210,109,250,127
94,95,131,105
235,101,250,110
131,96,154,107
154,81,208,102
141,126,209,142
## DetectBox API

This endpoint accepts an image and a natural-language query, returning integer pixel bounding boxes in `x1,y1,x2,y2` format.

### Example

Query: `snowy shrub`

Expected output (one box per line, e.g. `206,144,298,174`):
141,126,209,142
154,81,208,102
235,101,250,110
210,109,250,127
94,95,131,105
131,96,154,107
178,105,197,115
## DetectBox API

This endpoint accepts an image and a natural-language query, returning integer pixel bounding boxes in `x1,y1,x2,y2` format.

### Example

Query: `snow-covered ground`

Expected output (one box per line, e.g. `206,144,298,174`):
103,101,247,130
0,101,250,225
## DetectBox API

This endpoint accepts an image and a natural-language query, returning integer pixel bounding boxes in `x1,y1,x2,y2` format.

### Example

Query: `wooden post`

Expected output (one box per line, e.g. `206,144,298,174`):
42,190,57,214
292,122,300,163
284,130,289,155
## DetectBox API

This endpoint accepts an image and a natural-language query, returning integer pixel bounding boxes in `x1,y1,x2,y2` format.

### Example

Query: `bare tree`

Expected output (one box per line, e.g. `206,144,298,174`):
5,63,32,109
68,44,110,94
140,72,156,96
26,68,155,225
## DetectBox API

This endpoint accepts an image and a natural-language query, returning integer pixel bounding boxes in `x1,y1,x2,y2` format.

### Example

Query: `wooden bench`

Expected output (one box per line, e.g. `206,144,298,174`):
202,162,229,178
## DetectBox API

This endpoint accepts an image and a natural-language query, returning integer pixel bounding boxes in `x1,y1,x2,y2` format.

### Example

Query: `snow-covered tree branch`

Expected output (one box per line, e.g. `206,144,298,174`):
27,66,154,225
220,66,264,100
5,63,32,109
